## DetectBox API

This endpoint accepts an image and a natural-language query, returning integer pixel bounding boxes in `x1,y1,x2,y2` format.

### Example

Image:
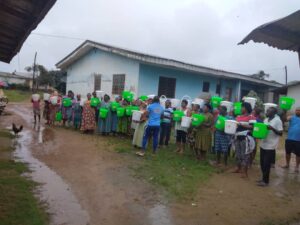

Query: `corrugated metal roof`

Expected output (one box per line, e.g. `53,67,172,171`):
0,71,31,80
239,10,300,52
56,40,282,88
0,0,57,63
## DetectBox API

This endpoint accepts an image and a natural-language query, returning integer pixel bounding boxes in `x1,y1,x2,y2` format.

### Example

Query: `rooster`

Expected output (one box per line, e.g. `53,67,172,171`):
12,123,23,136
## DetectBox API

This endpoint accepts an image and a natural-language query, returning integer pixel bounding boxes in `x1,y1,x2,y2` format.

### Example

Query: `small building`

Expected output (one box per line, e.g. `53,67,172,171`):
274,81,300,111
56,40,282,101
0,71,33,88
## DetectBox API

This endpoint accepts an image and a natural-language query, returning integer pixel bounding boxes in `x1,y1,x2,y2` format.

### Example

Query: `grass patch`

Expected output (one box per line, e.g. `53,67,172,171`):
109,137,216,200
0,129,48,225
3,90,32,103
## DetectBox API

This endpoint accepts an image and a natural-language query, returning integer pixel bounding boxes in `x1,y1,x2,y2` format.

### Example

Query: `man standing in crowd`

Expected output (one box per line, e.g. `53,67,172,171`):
137,96,163,156
257,107,283,187
282,107,300,173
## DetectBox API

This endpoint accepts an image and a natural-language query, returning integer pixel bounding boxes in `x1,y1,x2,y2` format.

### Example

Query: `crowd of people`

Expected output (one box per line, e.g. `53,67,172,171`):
31,90,300,187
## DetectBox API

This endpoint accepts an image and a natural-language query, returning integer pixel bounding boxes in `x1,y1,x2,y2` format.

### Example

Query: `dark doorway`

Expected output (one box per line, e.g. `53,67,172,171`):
158,76,176,98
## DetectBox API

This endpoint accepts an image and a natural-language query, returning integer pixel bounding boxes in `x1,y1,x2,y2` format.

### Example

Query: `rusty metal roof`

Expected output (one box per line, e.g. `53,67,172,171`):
239,10,300,52
0,0,57,63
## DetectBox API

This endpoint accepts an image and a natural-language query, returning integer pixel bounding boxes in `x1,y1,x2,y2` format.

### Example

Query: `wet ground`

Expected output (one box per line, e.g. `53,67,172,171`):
1,103,300,225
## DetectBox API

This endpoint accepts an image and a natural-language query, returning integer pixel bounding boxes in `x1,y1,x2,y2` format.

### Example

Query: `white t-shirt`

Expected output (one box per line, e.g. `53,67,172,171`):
260,115,283,150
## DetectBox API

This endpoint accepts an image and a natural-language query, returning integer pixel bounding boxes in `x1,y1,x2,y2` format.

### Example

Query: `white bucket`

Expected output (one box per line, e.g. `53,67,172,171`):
263,103,278,113
181,116,191,128
221,101,233,112
181,95,192,108
243,97,257,110
132,110,142,121
32,94,40,101
96,90,104,98
43,93,50,101
171,99,181,109
192,98,205,109
147,94,156,99
50,96,58,105
80,98,86,106
225,120,238,134
160,95,168,108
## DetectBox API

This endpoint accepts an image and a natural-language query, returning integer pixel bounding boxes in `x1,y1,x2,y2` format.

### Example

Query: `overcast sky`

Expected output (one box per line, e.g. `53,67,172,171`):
0,0,299,83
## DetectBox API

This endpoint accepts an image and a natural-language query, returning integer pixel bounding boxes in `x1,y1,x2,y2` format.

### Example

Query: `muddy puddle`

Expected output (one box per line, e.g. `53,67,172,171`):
10,105,90,225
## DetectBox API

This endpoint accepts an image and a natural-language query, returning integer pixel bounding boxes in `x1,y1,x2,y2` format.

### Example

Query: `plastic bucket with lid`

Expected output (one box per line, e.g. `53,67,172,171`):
80,98,86,106
43,93,50,101
221,101,233,112
243,97,257,110
160,95,168,107
173,110,184,121
171,99,181,109
192,114,205,126
126,106,139,116
99,108,109,119
55,111,62,122
225,120,238,134
96,90,104,98
234,102,242,116
181,116,192,128
32,94,40,101
132,110,142,121
263,103,278,113
211,96,223,108
111,102,120,111
279,96,295,110
50,96,58,105
193,98,205,109
252,123,269,139
63,97,72,107
90,97,100,107
117,107,125,117
122,91,134,102
215,116,226,131
139,95,148,101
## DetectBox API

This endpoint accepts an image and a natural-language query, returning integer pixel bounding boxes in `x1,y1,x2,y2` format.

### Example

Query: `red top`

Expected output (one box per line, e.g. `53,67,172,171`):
236,114,256,122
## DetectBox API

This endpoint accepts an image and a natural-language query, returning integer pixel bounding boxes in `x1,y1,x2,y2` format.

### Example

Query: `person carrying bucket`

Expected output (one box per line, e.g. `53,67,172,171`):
257,107,283,187
98,94,112,136
31,92,41,123
175,100,191,154
233,102,256,178
159,100,173,148
282,107,300,173
136,96,163,156
215,106,232,166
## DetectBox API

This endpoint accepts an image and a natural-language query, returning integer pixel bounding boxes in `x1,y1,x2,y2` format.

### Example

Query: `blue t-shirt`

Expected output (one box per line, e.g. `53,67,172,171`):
147,103,163,126
287,116,300,141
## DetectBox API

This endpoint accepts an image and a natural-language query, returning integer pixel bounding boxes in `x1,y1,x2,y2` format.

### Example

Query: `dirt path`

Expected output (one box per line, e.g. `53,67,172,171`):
1,103,300,225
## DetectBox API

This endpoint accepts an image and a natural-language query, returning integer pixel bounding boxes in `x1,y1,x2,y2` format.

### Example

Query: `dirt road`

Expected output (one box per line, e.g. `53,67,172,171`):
1,103,300,225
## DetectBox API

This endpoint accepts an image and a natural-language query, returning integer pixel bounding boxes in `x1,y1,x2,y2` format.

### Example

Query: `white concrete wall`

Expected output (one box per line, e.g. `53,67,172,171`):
287,84,300,111
66,48,140,99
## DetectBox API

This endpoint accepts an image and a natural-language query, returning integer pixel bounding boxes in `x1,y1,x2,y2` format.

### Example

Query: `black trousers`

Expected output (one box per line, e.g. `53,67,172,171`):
159,123,171,146
260,148,275,184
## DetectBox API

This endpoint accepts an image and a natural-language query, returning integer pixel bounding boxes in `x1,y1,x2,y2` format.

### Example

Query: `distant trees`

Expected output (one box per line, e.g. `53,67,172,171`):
25,64,66,93
250,70,270,80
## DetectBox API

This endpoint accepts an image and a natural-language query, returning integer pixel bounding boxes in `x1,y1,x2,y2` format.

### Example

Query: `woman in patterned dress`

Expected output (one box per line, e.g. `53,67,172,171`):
80,93,96,133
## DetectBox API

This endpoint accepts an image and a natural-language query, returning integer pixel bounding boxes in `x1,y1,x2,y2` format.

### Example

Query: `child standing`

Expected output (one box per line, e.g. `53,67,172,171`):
159,100,173,148
31,95,41,123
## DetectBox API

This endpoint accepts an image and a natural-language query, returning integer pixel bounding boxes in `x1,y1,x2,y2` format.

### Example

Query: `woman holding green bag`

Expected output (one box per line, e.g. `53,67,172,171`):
111,96,121,135
98,94,112,135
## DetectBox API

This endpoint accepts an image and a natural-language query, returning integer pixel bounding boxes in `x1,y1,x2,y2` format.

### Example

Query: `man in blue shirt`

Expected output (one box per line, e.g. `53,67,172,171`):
283,107,300,173
137,96,163,156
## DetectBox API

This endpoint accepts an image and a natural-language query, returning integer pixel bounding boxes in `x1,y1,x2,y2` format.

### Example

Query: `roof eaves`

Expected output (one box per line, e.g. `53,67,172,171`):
56,40,282,88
